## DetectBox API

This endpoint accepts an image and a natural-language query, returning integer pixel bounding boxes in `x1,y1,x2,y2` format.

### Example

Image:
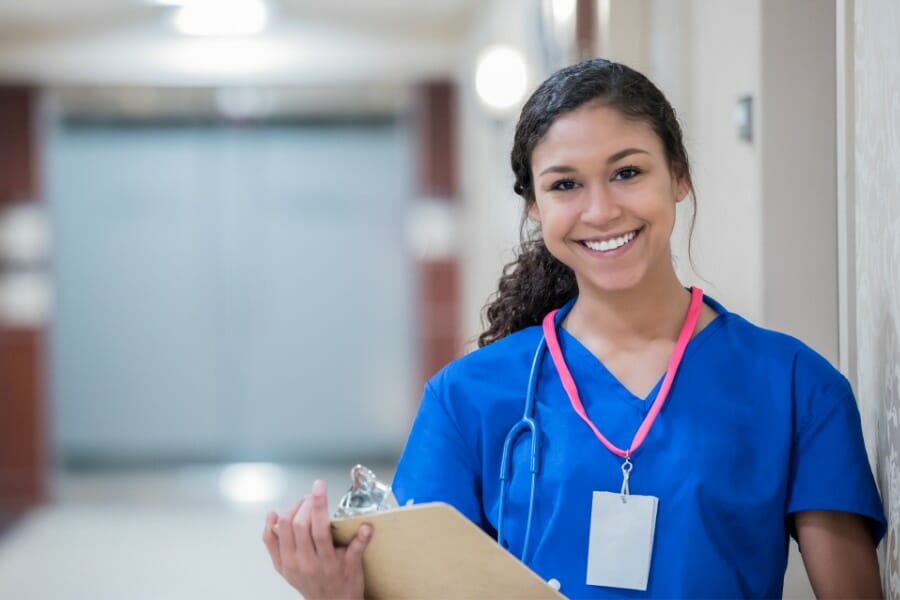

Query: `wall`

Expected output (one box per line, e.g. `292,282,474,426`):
598,0,651,75
851,0,900,594
650,0,764,321
456,0,542,347
759,0,838,364
676,0,764,323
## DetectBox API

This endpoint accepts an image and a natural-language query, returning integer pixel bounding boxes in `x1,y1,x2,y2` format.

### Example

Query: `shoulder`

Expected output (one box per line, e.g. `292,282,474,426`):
420,325,544,423
429,325,544,394
706,296,853,413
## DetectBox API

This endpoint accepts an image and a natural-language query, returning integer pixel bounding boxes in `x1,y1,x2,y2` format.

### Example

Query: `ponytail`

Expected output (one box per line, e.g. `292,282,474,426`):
478,237,577,347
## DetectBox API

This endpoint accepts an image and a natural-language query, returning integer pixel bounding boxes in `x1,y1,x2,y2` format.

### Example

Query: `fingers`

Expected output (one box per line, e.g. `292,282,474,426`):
262,510,282,572
292,491,316,560
278,496,307,560
309,480,335,560
343,523,373,566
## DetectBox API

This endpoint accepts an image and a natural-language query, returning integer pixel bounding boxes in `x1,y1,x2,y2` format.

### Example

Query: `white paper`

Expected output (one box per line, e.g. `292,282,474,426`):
585,491,658,591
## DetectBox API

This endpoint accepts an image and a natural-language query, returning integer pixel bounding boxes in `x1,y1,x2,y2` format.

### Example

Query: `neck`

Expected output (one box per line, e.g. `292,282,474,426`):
564,268,691,347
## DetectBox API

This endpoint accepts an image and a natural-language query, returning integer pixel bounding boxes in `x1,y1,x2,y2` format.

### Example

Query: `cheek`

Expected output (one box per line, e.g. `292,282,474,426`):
628,183,678,218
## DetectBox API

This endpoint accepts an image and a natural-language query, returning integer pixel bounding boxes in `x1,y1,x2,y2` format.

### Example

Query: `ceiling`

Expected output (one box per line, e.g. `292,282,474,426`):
0,0,478,87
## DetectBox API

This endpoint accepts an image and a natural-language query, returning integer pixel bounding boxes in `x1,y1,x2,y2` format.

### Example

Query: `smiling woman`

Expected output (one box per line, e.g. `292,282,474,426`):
265,59,886,600
528,105,689,295
481,60,695,347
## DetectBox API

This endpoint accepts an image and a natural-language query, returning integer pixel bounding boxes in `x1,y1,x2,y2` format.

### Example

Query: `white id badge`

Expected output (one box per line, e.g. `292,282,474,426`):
585,491,658,591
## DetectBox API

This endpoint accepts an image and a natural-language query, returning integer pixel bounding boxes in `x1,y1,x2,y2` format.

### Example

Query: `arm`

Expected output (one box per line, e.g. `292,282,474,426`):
795,510,882,599
391,380,486,529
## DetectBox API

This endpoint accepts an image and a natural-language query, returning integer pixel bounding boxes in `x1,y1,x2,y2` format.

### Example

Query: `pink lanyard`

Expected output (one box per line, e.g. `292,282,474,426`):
542,287,704,467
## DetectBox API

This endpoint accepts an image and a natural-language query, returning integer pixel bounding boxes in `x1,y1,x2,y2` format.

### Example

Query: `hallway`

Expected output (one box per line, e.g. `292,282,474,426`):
0,463,394,599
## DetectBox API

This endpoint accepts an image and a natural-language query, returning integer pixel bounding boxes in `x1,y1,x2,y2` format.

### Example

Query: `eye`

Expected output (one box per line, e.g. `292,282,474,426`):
612,166,642,181
549,178,579,191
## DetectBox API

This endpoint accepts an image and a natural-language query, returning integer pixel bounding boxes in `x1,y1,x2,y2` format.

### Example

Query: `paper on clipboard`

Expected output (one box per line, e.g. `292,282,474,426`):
331,502,564,600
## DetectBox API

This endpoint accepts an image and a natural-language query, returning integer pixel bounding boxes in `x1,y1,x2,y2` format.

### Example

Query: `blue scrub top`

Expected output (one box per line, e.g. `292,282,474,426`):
391,294,886,598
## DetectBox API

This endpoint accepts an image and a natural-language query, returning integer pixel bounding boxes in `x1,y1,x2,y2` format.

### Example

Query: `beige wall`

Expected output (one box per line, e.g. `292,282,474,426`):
652,0,839,367
676,0,764,324
456,0,545,349
851,0,900,594
759,0,838,364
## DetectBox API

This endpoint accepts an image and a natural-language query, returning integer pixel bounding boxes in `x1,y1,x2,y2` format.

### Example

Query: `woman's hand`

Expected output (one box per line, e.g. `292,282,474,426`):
262,479,373,599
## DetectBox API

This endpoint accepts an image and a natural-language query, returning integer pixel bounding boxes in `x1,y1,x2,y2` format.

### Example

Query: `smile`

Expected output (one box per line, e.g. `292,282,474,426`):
580,228,641,253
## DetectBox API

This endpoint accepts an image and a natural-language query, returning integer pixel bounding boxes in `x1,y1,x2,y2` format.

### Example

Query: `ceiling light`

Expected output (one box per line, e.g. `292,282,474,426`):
551,0,577,24
475,45,528,113
174,0,268,37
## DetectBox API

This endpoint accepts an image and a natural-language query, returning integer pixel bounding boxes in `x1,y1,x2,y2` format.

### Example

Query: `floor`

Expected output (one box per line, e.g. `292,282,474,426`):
0,462,814,599
0,463,395,600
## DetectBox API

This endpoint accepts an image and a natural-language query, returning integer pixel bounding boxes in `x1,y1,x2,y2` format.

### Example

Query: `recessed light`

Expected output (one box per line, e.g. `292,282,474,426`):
173,0,268,37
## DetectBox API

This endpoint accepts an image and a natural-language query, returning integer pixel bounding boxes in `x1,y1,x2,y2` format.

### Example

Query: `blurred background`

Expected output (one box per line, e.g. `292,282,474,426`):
0,0,898,598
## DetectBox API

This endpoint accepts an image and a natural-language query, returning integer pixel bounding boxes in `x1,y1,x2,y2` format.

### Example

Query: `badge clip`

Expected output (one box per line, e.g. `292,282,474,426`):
620,455,633,503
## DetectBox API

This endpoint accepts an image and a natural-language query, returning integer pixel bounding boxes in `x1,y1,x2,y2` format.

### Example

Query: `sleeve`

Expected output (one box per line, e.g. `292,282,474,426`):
391,379,488,532
785,353,887,544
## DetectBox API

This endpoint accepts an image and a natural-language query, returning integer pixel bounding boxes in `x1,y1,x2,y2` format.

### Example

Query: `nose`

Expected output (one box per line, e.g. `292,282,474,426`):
580,183,622,224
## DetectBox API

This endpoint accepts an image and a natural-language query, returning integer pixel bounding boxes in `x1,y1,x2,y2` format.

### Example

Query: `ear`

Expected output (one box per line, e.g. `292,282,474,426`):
527,202,542,223
673,174,691,204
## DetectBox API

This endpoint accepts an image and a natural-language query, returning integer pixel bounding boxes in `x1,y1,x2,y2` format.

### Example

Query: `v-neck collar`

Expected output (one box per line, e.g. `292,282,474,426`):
552,292,728,413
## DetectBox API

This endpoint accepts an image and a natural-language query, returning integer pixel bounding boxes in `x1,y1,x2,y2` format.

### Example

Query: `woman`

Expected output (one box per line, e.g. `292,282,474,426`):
263,59,886,598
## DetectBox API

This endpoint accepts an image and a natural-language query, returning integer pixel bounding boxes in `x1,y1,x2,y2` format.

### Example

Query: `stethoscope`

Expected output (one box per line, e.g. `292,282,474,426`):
497,299,573,564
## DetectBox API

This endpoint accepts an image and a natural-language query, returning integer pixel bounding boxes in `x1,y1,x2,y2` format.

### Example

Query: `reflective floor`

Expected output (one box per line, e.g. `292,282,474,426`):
0,462,395,600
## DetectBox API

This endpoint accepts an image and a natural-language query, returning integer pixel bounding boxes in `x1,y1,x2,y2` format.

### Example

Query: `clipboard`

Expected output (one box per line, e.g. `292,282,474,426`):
332,502,564,599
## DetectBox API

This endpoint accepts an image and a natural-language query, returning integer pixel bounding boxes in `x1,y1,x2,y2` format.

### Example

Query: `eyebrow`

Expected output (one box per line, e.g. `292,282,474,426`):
537,148,650,176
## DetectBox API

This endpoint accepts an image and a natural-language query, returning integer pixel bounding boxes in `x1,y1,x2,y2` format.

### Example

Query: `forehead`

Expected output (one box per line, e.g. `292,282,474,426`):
531,104,663,168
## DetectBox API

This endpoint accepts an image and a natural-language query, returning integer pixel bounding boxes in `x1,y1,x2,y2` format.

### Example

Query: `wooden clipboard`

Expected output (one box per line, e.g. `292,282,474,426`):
332,502,564,599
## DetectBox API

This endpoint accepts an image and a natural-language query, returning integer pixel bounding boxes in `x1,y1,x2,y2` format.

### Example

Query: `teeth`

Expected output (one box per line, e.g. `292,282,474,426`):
584,230,637,252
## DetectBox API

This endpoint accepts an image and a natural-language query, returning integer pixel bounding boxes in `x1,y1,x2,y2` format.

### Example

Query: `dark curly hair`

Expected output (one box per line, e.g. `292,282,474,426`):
478,58,696,347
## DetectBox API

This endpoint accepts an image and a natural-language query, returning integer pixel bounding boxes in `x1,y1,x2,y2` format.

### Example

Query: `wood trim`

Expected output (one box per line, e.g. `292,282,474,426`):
0,86,46,521
414,82,460,391
0,328,46,509
418,260,460,382
416,81,458,199
0,87,38,204
576,0,597,61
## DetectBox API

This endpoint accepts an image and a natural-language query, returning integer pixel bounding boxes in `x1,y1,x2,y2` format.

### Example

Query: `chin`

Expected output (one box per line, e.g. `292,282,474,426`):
577,271,647,295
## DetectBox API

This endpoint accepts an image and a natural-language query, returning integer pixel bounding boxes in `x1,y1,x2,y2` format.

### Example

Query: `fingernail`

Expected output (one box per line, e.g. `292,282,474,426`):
312,479,326,497
359,524,372,538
